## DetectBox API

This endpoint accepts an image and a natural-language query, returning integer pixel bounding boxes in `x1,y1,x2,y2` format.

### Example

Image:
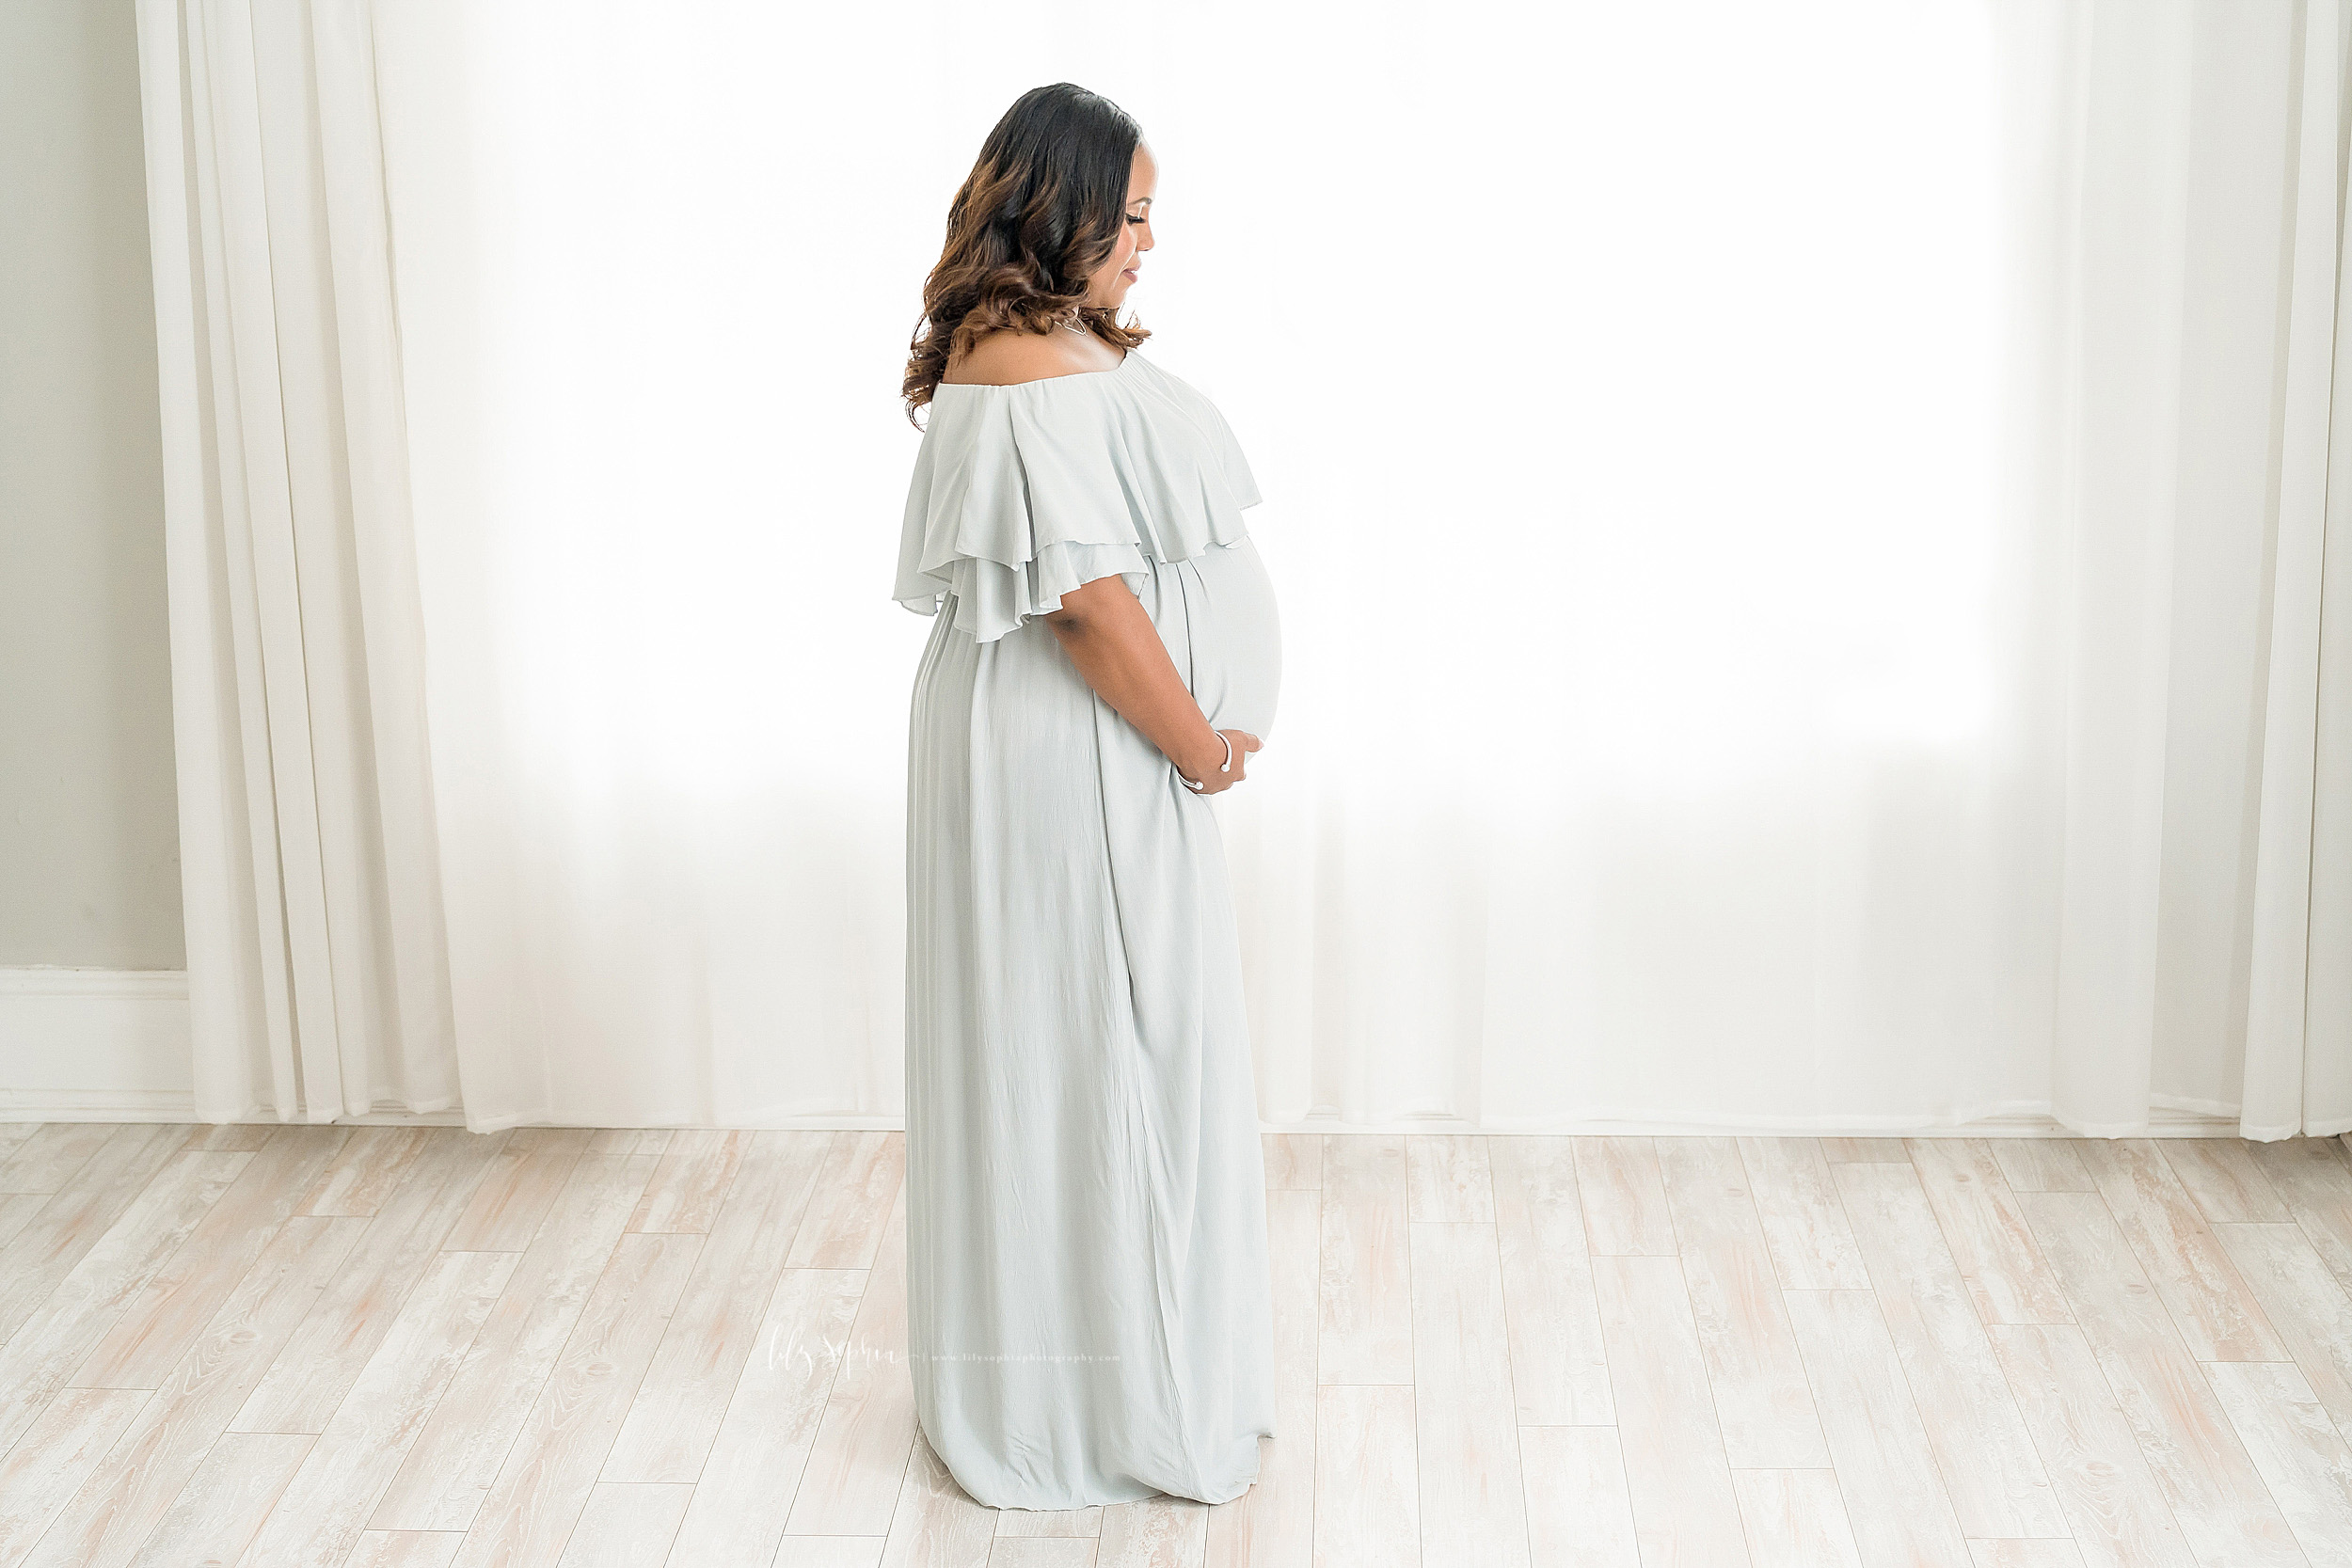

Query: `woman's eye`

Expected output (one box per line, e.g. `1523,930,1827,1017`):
1126,214,1147,225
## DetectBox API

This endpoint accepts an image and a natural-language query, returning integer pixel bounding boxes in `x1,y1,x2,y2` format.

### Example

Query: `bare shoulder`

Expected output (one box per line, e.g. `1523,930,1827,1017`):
943,326,1120,386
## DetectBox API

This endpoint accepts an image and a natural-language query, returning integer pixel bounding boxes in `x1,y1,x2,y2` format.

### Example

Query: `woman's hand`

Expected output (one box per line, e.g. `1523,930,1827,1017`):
1176,729,1263,795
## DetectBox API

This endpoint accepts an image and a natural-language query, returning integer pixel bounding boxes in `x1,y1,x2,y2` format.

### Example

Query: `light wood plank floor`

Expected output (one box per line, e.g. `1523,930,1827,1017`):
2,1123,2350,1567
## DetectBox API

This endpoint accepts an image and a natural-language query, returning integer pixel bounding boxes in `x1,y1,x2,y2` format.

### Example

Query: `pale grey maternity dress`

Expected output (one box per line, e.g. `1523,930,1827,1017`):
893,347,1280,1510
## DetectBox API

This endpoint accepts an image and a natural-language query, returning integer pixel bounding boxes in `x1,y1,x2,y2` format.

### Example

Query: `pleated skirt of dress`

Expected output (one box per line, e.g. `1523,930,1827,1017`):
901,572,1278,1512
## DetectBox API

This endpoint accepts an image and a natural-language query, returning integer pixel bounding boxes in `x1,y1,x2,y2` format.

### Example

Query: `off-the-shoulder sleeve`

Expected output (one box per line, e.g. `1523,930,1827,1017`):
1201,402,1263,512
892,373,1257,643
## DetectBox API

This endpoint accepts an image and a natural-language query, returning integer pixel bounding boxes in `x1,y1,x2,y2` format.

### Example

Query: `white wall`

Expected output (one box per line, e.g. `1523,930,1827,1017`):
2,0,187,1115
0,0,181,971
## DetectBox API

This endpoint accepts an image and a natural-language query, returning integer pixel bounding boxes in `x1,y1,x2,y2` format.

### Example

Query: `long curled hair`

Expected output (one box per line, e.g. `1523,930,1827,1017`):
902,84,1152,425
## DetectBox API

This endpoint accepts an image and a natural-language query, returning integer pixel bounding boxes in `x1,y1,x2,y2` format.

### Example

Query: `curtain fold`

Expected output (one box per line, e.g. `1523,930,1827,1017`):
2239,0,2352,1137
2040,0,2348,1137
135,0,457,1121
2042,0,2188,1135
138,0,2351,1136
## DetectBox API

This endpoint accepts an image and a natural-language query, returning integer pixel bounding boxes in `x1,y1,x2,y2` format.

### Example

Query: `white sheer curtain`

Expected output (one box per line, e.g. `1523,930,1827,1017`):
135,0,458,1122
143,0,2350,1136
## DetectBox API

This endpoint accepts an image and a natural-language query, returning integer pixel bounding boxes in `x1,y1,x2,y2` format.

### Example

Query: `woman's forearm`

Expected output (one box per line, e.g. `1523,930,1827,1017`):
1043,576,1226,779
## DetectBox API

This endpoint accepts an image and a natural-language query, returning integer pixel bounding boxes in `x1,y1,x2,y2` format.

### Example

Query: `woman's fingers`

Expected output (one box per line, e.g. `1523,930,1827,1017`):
1227,732,1260,786
1185,730,1263,793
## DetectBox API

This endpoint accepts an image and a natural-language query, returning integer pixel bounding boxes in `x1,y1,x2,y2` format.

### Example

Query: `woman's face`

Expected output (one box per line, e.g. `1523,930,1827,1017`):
1083,142,1156,309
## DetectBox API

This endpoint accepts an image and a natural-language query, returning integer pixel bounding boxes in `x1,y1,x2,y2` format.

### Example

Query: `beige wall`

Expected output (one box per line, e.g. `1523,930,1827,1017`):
0,0,183,969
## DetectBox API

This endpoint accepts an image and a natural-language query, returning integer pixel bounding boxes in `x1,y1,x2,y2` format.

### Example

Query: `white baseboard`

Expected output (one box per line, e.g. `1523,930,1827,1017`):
0,968,192,1117
0,968,2265,1138
0,968,474,1125
0,1091,474,1125
1260,1104,2246,1138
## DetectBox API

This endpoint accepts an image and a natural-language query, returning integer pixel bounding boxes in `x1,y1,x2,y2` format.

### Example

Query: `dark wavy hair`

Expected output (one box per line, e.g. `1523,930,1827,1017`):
901,84,1152,425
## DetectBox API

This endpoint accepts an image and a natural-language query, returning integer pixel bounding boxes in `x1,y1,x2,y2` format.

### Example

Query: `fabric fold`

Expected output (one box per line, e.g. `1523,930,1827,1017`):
893,352,1262,642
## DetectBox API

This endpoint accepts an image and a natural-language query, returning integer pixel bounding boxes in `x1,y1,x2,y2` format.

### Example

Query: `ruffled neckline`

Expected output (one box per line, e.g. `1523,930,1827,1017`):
894,346,1261,642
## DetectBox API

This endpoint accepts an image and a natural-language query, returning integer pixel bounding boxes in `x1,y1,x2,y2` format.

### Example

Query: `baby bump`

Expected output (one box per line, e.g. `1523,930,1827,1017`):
1140,536,1281,743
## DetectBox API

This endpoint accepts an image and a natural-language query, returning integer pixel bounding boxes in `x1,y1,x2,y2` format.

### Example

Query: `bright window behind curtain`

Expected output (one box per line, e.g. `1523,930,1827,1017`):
377,0,2043,1130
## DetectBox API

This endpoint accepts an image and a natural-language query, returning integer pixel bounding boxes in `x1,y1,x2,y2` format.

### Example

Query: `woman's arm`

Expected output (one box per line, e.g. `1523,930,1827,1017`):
1042,576,1262,793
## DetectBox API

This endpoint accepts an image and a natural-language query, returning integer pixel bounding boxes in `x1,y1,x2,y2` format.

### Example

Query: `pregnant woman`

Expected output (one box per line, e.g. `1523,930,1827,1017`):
892,82,1280,1511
